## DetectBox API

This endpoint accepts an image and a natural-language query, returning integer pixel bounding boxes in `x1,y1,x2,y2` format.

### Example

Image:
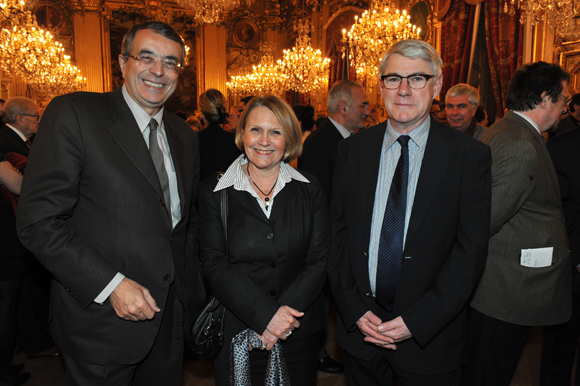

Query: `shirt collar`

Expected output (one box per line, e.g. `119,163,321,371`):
511,110,541,134
384,115,430,151
5,124,28,142
328,117,353,139
122,85,164,132
214,155,309,192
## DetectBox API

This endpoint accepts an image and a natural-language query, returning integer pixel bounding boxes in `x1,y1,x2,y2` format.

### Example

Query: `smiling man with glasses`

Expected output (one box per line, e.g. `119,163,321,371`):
328,39,491,386
16,21,205,386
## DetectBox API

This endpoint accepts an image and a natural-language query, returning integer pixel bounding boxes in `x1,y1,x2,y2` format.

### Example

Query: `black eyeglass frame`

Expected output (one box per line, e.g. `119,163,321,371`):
380,73,436,90
19,113,40,121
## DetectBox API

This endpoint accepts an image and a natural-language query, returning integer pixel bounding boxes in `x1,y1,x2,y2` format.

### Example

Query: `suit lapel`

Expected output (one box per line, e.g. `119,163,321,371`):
227,188,270,225
269,178,297,223
360,123,388,246
405,124,456,248
164,117,187,216
107,88,164,202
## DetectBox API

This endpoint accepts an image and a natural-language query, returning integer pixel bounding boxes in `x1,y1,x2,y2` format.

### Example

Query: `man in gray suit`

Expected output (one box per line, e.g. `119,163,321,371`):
461,61,573,386
445,83,486,141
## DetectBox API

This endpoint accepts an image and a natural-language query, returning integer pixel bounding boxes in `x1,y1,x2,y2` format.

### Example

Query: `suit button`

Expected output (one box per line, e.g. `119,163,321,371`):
271,263,277,268
169,236,173,242
159,200,165,207
267,233,273,239
270,291,276,296
163,274,171,281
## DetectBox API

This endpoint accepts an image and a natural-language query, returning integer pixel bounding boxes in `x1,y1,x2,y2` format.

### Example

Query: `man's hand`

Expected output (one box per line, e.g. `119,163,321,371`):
376,316,412,350
109,278,160,321
257,330,278,351
357,312,412,350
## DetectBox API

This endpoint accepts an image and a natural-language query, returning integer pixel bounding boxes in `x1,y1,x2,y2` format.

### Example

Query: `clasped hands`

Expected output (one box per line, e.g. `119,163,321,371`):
256,305,303,351
110,278,160,322
356,311,412,350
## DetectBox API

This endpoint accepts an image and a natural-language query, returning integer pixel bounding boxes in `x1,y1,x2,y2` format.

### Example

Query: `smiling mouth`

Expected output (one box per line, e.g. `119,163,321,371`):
143,80,164,88
254,149,273,155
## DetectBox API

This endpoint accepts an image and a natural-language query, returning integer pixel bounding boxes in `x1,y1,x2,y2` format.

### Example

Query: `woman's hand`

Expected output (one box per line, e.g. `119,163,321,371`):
265,305,303,341
257,330,278,350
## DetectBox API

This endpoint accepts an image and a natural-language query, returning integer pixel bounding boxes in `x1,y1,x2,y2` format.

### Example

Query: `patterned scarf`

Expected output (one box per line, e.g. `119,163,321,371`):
229,329,291,386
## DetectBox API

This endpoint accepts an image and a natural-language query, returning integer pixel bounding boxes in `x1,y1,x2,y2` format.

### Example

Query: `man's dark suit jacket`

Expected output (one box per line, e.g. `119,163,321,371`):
16,88,205,365
0,125,30,278
198,122,241,182
328,119,492,375
298,118,344,201
547,128,580,285
0,124,30,157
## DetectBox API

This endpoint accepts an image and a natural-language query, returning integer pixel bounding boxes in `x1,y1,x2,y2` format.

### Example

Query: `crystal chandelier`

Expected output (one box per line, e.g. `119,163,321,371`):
278,19,330,94
227,42,288,98
0,0,86,94
503,0,577,40
342,0,420,87
175,0,253,24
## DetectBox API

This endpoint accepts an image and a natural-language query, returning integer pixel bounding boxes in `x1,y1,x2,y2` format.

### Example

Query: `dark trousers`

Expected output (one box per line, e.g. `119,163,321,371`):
17,257,54,354
215,333,319,386
344,350,461,386
540,291,580,386
461,307,532,386
0,276,22,369
63,283,183,386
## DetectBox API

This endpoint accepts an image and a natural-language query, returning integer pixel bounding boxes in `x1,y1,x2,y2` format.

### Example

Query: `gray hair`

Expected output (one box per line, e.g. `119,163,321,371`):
4,97,36,124
378,39,443,80
445,83,480,107
327,80,364,114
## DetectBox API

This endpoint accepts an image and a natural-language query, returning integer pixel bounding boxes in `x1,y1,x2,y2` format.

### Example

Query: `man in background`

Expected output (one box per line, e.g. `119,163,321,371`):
463,61,572,386
445,83,486,140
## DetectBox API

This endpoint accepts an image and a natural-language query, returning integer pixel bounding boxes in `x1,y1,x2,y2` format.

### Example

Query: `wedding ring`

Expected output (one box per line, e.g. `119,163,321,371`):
261,343,267,350
285,330,292,337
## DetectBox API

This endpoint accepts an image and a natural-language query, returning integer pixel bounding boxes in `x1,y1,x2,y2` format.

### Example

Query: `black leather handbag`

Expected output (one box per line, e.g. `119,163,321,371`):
186,182,228,360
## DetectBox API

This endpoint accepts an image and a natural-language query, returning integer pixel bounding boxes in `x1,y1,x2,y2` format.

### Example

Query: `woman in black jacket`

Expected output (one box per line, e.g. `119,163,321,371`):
199,95,329,386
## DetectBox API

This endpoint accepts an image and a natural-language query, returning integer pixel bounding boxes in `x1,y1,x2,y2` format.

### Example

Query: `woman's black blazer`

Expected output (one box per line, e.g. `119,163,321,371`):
199,170,329,340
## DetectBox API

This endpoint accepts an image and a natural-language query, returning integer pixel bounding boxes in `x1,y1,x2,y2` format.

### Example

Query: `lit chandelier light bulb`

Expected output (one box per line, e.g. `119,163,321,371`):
342,0,419,87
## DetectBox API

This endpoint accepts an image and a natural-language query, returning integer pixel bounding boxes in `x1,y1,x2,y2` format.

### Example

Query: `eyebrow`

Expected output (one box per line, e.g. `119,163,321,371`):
137,49,179,61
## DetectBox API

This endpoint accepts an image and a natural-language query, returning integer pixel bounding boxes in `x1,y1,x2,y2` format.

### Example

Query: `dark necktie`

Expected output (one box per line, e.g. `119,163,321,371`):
149,118,171,215
375,135,410,312
25,139,32,148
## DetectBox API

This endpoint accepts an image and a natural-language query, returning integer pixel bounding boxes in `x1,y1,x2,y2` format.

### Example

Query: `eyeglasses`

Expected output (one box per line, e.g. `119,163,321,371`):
560,94,571,106
19,113,40,121
127,53,182,73
380,73,436,90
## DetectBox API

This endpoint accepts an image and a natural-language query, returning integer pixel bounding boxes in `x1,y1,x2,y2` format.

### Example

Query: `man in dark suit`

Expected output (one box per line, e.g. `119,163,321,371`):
328,40,491,386
541,126,580,386
298,80,369,374
462,61,572,386
299,80,370,200
0,97,38,157
17,22,204,386
0,97,59,365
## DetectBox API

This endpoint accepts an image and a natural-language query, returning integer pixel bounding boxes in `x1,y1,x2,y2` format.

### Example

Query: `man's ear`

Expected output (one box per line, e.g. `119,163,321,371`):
339,100,348,115
118,55,127,78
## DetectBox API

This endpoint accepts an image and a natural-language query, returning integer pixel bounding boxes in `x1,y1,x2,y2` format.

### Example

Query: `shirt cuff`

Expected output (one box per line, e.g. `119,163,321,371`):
94,272,125,305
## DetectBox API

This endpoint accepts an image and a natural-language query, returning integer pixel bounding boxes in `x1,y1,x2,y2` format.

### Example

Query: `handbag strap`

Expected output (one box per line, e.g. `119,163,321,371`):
218,173,228,256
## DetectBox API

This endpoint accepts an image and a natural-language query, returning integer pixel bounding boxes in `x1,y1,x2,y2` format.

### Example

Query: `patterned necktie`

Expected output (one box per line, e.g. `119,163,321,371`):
148,118,171,215
375,135,410,312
